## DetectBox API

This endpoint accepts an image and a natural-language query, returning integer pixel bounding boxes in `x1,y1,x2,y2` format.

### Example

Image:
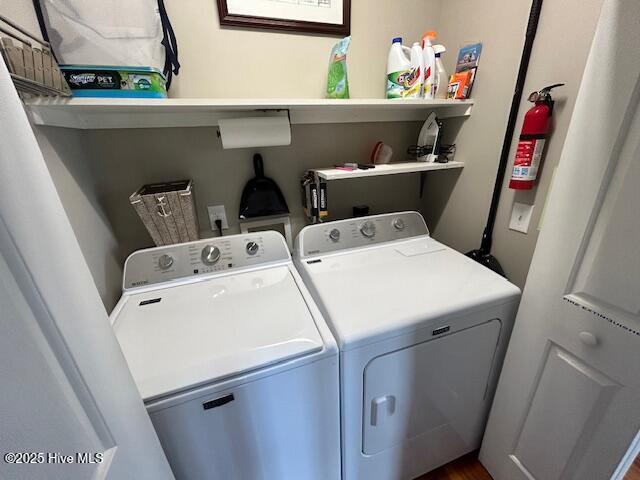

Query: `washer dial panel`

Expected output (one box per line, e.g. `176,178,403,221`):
299,212,429,258
360,221,377,238
328,228,341,242
201,245,221,265
158,254,174,270
246,241,260,255
123,231,290,290
392,218,406,231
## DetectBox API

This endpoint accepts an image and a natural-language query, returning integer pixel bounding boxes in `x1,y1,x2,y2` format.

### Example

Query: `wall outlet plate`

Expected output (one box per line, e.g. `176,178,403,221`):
509,202,534,234
207,205,228,230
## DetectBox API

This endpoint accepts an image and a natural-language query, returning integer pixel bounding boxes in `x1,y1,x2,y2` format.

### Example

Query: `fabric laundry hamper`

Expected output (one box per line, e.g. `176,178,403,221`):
130,180,199,246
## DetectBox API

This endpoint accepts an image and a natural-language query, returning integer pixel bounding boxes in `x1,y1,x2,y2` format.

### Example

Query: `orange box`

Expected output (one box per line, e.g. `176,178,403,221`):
447,70,474,99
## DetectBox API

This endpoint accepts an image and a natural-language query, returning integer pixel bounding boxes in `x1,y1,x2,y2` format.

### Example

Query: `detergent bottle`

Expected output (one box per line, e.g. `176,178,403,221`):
433,44,448,99
421,31,437,99
386,37,412,99
406,42,425,98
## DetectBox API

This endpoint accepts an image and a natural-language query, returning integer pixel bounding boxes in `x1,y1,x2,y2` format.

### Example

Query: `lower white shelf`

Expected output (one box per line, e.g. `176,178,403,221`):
313,161,464,180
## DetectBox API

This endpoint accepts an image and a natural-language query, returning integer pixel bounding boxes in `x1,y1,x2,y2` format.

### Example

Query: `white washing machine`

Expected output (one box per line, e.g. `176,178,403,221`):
111,231,340,480
294,211,521,480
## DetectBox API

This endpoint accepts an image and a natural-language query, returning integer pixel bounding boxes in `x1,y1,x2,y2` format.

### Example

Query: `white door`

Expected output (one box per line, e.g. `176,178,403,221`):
0,60,174,479
479,1,640,479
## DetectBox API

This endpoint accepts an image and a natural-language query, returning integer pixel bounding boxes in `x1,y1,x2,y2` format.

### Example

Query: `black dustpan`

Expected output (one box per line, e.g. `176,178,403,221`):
239,154,289,219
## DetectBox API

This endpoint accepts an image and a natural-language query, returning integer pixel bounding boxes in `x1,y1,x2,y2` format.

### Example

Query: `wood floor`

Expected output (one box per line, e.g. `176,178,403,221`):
625,454,640,480
416,452,492,480
414,452,640,480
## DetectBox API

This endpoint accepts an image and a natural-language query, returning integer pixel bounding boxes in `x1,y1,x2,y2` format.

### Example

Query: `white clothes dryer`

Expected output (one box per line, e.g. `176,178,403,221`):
294,212,521,480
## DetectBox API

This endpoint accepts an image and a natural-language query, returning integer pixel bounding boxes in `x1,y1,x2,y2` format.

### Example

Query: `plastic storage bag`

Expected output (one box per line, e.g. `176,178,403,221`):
37,0,179,86
326,36,351,99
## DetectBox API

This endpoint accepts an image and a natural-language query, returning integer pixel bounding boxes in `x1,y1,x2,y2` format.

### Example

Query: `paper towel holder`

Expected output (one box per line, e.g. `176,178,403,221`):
217,112,291,149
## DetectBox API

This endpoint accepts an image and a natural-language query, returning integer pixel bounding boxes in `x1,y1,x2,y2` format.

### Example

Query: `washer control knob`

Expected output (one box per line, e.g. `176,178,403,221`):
158,254,174,270
360,221,376,238
328,228,341,242
246,241,259,256
201,245,221,265
392,218,406,231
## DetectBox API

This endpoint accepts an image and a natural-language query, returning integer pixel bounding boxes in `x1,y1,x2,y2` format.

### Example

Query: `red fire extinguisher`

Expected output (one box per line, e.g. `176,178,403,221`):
509,83,564,189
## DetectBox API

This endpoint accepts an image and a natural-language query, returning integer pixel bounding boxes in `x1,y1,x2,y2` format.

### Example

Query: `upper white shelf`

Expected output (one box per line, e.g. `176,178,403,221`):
23,97,474,130
313,161,464,180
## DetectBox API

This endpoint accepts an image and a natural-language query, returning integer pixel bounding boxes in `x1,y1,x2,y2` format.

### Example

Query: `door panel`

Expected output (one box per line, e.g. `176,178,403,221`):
480,1,640,479
510,344,619,480
0,251,109,480
0,59,173,479
363,320,500,455
148,357,340,480
568,74,640,321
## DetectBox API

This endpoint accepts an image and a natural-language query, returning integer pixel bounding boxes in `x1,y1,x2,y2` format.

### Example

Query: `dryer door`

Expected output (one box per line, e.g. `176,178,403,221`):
362,320,501,457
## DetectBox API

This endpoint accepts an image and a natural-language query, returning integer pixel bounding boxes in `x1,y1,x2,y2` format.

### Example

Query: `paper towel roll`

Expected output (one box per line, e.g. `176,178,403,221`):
218,116,291,149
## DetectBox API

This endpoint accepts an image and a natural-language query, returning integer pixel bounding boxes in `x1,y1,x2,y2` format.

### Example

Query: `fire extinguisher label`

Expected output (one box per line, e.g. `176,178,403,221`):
512,138,545,180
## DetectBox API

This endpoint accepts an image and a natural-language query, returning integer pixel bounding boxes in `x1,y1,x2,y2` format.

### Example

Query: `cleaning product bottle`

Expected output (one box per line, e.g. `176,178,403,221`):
386,37,412,99
433,44,448,99
406,42,425,98
421,31,437,99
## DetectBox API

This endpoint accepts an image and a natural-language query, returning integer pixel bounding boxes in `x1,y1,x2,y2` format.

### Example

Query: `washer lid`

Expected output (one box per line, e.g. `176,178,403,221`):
113,266,323,401
299,237,521,350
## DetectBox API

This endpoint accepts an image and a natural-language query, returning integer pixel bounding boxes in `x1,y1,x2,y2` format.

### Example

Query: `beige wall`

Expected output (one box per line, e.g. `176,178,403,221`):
422,0,603,287
2,0,443,312
36,127,123,310
2,0,441,99
82,122,426,261
0,1,124,311
4,0,604,304
0,0,41,37
74,0,454,277
165,0,441,98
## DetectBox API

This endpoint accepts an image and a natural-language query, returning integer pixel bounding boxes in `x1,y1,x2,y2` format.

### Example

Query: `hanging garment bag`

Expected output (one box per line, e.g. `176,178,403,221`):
35,0,179,86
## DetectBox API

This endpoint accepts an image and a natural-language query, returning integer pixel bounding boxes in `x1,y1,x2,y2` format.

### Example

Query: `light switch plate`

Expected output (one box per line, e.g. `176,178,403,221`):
207,205,228,230
509,202,534,234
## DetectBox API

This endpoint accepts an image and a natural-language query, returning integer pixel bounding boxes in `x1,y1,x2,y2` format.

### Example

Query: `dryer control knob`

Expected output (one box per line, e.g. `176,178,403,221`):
360,221,376,238
201,245,221,265
246,241,259,256
328,228,341,242
392,218,406,231
158,254,174,270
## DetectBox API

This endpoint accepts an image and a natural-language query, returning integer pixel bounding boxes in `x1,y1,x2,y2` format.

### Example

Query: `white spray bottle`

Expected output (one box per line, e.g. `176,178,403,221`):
421,31,437,99
433,44,448,99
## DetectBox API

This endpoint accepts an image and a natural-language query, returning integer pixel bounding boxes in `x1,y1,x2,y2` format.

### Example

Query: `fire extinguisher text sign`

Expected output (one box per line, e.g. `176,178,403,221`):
512,138,545,181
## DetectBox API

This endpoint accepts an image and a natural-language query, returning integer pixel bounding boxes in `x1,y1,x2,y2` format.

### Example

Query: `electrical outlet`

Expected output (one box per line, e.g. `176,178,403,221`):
208,205,228,231
509,202,534,234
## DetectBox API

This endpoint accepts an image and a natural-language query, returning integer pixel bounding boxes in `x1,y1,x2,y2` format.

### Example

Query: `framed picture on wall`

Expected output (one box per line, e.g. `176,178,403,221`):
217,0,351,36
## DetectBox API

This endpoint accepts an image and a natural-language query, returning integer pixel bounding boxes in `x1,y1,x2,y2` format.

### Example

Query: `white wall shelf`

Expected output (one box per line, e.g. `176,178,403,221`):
24,97,474,130
313,161,464,181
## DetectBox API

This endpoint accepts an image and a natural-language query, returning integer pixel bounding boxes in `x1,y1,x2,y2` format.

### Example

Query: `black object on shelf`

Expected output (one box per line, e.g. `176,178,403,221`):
353,205,369,217
466,0,544,277
239,154,289,219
